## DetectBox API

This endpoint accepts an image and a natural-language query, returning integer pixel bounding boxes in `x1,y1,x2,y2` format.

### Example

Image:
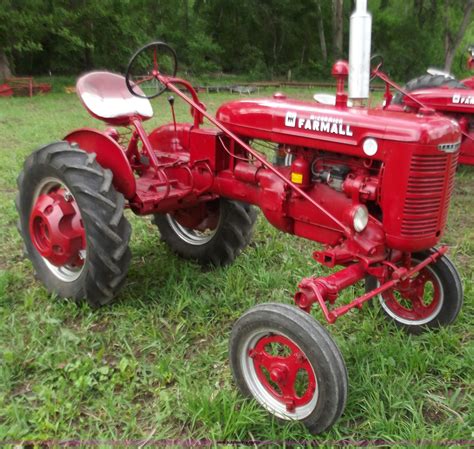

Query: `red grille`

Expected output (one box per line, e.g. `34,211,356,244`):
401,153,458,237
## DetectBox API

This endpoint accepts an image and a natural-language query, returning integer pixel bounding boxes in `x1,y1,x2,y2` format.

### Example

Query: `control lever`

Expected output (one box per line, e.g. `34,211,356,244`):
168,96,177,132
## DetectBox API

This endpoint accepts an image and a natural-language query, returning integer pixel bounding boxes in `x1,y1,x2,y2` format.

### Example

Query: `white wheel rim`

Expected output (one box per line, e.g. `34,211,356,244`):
165,211,221,246
239,328,319,421
32,177,86,283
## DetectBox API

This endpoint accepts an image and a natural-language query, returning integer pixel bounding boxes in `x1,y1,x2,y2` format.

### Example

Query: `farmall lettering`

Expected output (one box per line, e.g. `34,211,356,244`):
285,111,354,136
452,94,474,105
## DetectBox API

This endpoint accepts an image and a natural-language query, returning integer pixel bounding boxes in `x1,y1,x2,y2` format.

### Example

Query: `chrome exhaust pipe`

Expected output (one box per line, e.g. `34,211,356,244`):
349,0,372,100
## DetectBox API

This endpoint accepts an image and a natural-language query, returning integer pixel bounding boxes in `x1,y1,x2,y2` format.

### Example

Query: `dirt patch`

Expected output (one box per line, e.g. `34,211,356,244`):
422,403,445,424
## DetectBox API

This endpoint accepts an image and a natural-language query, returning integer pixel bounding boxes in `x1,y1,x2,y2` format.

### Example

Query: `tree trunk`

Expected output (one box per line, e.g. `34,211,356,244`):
0,50,12,81
332,0,344,59
183,0,189,33
413,0,424,24
444,0,474,72
316,0,327,63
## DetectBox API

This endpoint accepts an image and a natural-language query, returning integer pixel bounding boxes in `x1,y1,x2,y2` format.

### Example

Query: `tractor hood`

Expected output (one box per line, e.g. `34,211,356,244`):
216,97,460,158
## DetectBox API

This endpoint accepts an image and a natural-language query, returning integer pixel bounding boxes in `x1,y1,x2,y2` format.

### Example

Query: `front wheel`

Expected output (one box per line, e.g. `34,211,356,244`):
229,303,347,434
153,199,257,267
366,249,463,334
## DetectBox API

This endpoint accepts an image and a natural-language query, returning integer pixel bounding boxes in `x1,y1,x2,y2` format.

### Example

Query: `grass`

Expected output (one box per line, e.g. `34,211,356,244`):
0,85,472,446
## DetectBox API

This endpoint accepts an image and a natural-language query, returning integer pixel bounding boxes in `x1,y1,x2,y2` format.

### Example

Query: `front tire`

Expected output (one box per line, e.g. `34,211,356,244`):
153,199,257,266
366,249,463,334
16,142,131,307
229,303,347,434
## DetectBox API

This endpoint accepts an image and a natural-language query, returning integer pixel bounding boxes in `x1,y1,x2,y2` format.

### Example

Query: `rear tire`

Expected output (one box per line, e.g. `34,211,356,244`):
392,74,466,104
153,199,257,266
229,303,347,434
16,142,131,307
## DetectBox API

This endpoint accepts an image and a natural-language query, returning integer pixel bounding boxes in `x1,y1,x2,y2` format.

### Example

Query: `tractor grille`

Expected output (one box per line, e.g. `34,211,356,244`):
401,153,458,237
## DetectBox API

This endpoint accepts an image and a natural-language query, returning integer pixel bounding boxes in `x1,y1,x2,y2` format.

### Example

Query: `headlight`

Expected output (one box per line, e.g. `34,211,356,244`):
352,205,369,232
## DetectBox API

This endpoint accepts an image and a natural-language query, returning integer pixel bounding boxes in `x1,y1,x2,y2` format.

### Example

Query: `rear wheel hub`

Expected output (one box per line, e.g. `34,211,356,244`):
30,187,86,268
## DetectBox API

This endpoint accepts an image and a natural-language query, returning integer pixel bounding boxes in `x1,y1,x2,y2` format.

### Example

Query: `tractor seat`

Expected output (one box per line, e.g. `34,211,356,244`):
76,71,153,125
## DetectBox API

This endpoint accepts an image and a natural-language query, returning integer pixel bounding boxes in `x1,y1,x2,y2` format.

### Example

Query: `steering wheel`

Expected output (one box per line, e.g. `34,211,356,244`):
126,41,178,99
370,54,384,82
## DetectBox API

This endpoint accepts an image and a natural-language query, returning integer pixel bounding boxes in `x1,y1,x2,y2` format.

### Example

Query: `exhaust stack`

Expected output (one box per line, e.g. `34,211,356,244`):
349,0,372,100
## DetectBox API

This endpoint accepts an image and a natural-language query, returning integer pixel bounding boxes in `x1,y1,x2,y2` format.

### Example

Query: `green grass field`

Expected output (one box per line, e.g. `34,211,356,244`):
0,88,472,446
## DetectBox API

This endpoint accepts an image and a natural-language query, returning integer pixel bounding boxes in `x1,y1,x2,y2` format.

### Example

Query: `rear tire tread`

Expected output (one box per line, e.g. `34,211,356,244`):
16,141,131,307
153,198,257,267
393,74,466,104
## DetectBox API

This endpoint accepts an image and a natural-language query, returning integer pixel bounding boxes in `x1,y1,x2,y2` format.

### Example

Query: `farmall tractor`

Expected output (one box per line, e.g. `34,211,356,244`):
16,1,464,434
390,44,474,165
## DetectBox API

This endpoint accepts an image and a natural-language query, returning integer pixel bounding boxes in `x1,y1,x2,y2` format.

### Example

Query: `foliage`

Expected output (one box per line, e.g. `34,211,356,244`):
0,0,472,80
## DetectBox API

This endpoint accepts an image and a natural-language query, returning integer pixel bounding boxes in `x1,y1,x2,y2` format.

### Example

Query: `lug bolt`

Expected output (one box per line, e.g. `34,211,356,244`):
64,191,73,202
285,398,296,412
270,368,284,382
295,352,306,363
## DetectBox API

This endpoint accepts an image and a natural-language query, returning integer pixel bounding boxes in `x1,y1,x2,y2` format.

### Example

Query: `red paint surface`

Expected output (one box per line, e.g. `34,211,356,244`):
30,189,86,267
250,334,317,412
55,64,463,323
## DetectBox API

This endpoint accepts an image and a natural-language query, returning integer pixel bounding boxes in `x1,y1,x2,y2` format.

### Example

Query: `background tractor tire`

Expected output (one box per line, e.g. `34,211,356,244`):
392,74,466,104
153,199,257,267
16,141,131,308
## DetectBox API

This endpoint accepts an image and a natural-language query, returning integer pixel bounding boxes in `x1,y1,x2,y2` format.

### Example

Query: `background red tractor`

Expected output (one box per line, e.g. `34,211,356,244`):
16,1,464,434
391,45,474,165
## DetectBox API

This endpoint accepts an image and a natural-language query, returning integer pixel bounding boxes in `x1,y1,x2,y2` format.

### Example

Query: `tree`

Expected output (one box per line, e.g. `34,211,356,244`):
0,0,48,77
0,0,471,81
0,50,11,81
315,0,328,63
443,0,474,72
332,0,344,59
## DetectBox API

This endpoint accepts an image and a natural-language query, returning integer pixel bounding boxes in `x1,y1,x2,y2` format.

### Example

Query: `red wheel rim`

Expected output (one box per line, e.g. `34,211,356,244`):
30,186,86,271
381,266,442,323
249,334,317,413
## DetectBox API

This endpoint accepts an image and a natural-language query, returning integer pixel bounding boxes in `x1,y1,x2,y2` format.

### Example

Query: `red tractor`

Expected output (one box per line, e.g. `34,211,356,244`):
391,45,474,165
16,3,464,434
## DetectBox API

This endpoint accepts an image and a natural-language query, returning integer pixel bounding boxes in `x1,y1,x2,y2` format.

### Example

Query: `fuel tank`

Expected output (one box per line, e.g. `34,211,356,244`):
216,97,460,159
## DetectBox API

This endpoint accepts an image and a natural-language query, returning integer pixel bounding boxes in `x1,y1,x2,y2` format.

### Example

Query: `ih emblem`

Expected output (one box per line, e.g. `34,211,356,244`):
285,112,297,127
